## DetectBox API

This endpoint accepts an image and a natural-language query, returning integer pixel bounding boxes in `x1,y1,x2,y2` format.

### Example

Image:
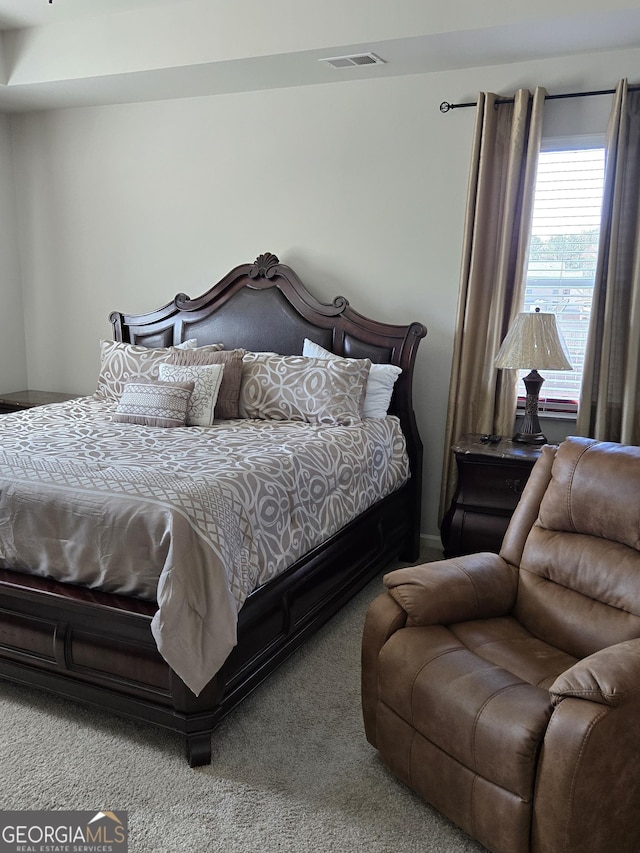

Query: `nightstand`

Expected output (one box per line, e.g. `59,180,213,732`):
0,389,80,414
441,434,545,558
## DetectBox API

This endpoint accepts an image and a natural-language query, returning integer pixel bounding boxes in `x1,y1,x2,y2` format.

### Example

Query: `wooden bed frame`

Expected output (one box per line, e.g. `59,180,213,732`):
0,252,426,766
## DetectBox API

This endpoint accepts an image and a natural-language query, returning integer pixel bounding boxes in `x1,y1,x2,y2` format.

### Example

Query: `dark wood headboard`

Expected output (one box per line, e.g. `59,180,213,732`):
110,252,427,547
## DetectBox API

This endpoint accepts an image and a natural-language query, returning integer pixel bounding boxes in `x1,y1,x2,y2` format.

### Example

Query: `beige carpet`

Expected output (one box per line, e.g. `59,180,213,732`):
0,547,485,853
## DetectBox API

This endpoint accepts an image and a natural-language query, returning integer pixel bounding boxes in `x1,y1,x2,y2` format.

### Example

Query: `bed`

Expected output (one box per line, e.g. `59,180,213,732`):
0,252,426,765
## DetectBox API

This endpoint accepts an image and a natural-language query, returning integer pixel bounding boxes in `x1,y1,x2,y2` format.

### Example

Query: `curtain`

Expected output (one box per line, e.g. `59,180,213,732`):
576,79,640,445
439,88,546,523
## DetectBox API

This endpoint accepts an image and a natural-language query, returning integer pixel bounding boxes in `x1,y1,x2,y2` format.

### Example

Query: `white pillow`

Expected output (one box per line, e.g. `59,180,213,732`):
302,339,401,418
159,363,225,426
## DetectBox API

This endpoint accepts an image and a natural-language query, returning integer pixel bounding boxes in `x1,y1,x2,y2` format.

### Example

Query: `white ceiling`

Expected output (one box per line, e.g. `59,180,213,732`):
0,0,187,30
0,0,638,112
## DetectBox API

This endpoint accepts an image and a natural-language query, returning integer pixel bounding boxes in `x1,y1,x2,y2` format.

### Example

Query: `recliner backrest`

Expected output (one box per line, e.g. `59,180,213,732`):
505,436,640,658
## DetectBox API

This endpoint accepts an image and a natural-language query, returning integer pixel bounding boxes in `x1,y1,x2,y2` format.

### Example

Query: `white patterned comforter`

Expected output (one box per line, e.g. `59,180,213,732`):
0,397,409,694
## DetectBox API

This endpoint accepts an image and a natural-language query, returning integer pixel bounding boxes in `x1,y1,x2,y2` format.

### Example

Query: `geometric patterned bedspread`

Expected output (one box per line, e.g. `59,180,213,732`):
0,398,409,694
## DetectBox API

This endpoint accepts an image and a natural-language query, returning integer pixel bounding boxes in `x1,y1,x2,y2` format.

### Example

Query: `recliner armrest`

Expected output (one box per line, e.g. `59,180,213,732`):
383,552,518,627
550,639,640,707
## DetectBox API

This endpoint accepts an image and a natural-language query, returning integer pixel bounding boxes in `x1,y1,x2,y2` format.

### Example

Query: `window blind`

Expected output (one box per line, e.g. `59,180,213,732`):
523,147,605,410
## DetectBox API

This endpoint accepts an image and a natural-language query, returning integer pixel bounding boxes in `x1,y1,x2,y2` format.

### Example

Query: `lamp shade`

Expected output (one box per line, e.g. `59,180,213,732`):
495,309,572,371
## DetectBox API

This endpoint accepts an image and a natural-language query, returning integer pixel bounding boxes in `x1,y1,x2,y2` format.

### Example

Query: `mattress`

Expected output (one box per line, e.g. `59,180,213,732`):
0,398,409,694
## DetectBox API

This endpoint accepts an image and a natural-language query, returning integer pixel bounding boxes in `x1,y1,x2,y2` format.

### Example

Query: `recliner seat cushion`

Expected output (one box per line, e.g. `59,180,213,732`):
450,616,577,689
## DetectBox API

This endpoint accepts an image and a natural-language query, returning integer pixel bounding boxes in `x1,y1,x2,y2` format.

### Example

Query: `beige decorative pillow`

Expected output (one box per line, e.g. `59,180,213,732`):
95,339,197,402
169,348,245,419
239,352,370,425
159,363,224,427
113,380,194,428
302,338,402,418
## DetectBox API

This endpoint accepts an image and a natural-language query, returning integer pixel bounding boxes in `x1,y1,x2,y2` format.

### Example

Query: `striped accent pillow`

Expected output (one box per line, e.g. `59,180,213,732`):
113,380,194,428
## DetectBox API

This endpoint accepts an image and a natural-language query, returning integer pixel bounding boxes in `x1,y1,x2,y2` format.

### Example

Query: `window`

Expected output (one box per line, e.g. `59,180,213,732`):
522,145,605,413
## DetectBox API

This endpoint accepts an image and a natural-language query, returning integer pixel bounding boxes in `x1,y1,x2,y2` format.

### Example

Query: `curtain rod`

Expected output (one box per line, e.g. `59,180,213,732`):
439,84,640,113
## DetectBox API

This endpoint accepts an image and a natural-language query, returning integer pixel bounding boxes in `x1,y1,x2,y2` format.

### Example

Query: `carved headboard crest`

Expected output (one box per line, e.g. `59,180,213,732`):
249,253,280,279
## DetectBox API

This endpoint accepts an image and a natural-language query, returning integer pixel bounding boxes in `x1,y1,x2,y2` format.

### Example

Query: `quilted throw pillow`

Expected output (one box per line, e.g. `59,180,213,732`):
159,363,224,427
239,352,370,425
113,380,194,428
302,338,402,418
169,348,244,419
95,339,198,402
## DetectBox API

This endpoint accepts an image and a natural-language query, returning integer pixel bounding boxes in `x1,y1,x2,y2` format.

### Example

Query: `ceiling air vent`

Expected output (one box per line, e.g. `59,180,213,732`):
319,53,385,69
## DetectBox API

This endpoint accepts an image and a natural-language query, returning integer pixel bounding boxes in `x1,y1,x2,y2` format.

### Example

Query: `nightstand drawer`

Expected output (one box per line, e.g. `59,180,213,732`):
457,460,533,513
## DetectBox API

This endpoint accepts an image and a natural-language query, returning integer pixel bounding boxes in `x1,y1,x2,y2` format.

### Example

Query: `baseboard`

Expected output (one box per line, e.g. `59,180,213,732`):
420,532,443,552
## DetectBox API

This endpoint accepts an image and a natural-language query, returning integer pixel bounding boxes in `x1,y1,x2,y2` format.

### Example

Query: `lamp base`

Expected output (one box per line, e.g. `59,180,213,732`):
512,429,547,445
512,369,548,445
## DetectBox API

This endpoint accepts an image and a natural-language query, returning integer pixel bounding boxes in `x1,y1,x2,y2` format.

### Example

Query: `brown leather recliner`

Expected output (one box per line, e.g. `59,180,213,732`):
362,436,640,853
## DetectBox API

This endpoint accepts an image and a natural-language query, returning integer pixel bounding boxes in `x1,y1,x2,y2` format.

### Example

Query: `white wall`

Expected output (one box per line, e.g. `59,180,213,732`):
9,45,640,542
0,112,26,391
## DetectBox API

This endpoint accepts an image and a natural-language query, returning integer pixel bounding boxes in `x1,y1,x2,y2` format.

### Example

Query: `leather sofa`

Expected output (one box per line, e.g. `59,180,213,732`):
362,436,640,853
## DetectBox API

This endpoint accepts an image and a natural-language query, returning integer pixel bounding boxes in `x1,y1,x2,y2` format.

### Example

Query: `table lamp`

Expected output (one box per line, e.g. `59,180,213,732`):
495,308,572,444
